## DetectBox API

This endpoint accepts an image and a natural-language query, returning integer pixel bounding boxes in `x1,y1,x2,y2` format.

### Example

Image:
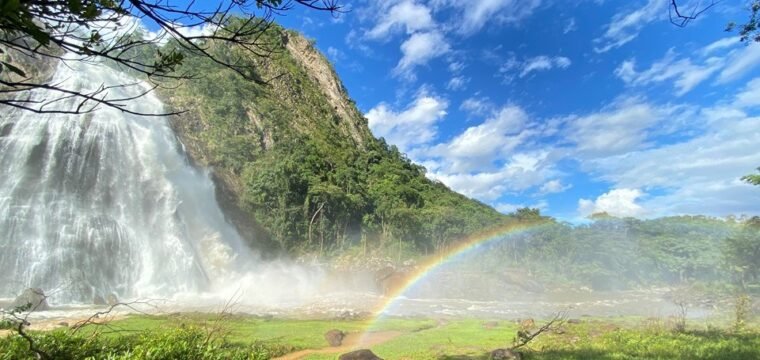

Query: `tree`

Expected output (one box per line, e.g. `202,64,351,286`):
669,0,760,43
0,0,340,115
742,167,760,186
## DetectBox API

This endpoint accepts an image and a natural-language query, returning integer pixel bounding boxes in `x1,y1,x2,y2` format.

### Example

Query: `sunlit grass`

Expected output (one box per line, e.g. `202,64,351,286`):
7,313,760,359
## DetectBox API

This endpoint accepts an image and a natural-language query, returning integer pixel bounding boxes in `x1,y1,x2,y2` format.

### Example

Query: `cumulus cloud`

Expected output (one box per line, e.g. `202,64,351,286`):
394,31,451,80
588,108,760,216
365,0,435,40
365,92,448,152
594,0,664,53
578,188,645,218
565,99,677,157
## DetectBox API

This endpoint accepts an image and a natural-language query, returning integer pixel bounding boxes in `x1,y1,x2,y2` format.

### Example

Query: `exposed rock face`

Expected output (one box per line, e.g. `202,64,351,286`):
324,329,345,346
12,288,49,311
490,348,522,360
338,349,383,360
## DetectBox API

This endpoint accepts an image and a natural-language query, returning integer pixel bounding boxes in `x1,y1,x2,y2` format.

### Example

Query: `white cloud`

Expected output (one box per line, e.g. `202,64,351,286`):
578,188,645,218
460,97,493,117
734,77,760,108
540,179,570,194
614,49,724,95
499,55,572,81
594,0,664,53
717,43,760,83
365,0,435,40
587,108,760,217
429,151,553,201
326,46,345,62
431,0,542,35
701,37,740,56
520,56,572,77
446,75,469,90
394,31,450,80
564,18,577,34
365,92,448,152
566,98,684,157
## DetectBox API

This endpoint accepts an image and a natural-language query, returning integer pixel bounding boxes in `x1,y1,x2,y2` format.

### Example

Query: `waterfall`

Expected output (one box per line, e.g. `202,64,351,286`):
0,60,250,304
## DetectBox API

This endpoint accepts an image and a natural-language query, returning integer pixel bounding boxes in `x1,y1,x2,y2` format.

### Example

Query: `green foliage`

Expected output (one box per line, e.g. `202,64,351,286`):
0,326,286,360
726,1,760,43
742,167,760,186
476,215,757,290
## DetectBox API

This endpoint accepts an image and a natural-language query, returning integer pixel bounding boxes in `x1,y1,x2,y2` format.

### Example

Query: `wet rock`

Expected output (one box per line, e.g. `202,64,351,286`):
12,288,49,311
0,123,14,137
106,293,119,306
93,295,107,305
490,348,522,360
325,329,345,346
338,349,383,360
58,322,69,327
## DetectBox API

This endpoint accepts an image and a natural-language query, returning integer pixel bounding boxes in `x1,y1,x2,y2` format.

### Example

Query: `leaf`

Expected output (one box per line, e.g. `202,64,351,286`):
1,61,27,77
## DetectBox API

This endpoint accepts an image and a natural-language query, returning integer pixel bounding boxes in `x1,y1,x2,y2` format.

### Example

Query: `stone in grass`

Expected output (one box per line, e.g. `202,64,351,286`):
325,329,345,346
338,349,383,360
490,348,522,360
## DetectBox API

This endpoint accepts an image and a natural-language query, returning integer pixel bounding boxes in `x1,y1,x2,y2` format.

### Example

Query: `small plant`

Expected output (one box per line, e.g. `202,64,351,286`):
734,294,751,333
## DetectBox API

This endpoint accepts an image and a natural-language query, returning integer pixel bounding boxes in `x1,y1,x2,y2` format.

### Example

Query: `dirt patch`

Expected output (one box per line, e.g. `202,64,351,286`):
274,330,403,360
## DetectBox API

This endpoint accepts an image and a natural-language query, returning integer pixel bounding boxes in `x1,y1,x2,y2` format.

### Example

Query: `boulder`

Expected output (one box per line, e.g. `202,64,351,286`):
93,295,107,305
490,348,522,360
12,288,49,311
324,329,345,346
338,349,383,360
106,293,119,306
57,322,69,327
483,321,499,329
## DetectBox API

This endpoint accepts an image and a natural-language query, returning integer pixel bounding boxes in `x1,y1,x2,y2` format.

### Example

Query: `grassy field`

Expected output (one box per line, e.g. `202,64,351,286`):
2,312,760,359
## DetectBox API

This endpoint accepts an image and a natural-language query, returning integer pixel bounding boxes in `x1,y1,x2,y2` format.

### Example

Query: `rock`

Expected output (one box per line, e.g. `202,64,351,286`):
568,318,582,324
93,295,107,305
518,318,535,329
324,329,345,346
338,349,383,360
490,348,522,360
58,322,69,327
106,293,119,306
483,321,499,329
12,288,49,311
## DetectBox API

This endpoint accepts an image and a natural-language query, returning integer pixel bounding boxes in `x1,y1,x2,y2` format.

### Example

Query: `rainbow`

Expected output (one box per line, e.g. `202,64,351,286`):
360,220,553,336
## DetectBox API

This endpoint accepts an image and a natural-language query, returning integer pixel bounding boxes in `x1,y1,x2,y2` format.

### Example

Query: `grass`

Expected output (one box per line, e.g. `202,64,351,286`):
2,313,759,359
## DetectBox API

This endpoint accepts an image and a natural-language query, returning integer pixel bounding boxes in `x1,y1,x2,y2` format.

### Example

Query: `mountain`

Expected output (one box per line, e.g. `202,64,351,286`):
158,25,506,256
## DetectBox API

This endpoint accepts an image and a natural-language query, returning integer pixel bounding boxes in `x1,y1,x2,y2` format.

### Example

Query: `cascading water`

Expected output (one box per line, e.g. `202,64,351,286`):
0,59,253,304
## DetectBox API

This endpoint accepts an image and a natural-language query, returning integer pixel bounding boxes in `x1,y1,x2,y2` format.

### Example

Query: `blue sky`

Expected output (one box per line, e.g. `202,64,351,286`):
270,0,759,220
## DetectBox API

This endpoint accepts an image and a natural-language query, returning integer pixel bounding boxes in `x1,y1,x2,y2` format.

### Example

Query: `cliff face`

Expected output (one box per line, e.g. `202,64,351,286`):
158,26,506,255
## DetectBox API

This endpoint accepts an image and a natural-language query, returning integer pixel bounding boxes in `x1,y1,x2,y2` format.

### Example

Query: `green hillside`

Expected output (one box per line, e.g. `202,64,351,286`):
157,25,506,256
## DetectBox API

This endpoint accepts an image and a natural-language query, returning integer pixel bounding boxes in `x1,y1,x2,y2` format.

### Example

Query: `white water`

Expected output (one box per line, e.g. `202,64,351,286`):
0,60,325,305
